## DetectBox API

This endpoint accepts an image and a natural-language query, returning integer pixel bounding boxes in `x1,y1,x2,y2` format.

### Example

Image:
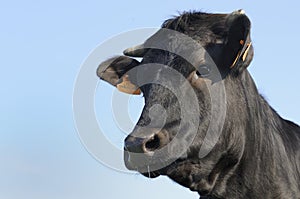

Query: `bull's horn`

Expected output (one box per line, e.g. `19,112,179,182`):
123,44,147,57
231,9,246,16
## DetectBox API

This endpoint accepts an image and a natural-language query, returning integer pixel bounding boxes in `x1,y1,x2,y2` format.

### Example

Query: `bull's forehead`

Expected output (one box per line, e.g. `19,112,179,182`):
130,12,235,95
162,12,228,43
139,12,228,71
141,49,198,79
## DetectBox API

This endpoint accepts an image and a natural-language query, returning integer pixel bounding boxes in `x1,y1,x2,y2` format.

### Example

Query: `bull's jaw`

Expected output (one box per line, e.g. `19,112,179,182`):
125,148,213,196
147,159,206,192
164,160,200,190
140,170,161,178
161,159,216,197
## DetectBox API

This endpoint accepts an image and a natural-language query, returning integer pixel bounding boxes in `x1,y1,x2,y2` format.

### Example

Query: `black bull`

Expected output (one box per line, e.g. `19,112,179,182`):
97,10,300,199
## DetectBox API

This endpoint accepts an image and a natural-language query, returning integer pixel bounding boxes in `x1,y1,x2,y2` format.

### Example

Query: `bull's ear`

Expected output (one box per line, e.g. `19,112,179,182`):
223,10,253,75
97,56,141,95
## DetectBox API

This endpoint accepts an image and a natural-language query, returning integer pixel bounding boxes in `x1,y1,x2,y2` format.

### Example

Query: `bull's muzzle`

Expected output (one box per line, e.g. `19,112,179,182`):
123,129,169,171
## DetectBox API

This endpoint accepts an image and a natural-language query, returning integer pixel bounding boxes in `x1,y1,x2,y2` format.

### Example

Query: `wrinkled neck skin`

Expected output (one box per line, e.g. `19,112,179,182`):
166,71,300,199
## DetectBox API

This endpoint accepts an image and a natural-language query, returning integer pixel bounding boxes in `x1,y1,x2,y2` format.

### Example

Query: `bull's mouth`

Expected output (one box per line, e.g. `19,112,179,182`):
124,151,201,191
141,158,201,192
124,149,186,177
124,149,197,189
139,160,184,178
137,159,190,181
123,149,165,178
141,169,161,178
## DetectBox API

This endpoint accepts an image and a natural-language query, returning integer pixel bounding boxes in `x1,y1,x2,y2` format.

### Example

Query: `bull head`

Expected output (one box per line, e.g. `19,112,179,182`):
97,10,254,196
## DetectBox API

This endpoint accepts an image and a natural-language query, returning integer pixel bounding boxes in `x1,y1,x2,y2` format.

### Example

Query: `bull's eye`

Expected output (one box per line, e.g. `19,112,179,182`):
197,65,211,77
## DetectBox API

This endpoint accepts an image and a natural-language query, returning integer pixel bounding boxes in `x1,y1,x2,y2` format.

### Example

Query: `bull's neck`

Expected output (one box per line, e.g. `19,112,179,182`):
221,70,299,198
236,71,286,164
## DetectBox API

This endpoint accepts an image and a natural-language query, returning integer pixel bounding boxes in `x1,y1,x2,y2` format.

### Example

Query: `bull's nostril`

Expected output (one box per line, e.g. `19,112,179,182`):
144,134,160,152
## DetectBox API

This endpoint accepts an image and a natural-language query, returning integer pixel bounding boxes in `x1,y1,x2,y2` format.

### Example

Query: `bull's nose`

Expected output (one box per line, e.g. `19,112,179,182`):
124,136,145,153
124,130,168,154
124,130,169,171
143,133,161,153
124,129,170,172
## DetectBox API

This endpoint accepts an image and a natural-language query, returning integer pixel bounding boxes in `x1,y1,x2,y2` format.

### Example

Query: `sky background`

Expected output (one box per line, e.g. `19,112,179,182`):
1,1,300,199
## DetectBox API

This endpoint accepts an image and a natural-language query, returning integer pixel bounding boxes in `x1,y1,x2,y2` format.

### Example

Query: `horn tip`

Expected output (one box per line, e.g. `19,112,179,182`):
238,9,245,14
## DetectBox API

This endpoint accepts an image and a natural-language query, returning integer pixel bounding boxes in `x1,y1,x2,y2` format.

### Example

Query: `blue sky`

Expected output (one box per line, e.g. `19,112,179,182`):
1,1,300,199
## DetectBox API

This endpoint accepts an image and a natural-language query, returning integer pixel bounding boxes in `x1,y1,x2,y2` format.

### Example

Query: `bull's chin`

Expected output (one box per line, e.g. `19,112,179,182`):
124,160,164,178
139,162,182,179
125,159,202,193
126,159,190,181
124,151,195,187
141,159,199,192
124,150,174,178
141,170,161,178
124,161,176,179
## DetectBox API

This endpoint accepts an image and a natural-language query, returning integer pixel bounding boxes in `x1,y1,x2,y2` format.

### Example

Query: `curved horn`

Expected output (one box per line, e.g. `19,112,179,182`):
123,44,147,57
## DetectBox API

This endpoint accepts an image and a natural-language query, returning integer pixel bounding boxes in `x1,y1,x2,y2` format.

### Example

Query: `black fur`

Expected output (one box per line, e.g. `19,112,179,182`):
97,11,300,199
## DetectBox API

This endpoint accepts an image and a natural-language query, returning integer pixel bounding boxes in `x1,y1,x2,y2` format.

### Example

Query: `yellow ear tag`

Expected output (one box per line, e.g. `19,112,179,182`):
230,51,242,68
117,75,141,95
230,40,252,69
242,42,252,61
230,40,245,68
